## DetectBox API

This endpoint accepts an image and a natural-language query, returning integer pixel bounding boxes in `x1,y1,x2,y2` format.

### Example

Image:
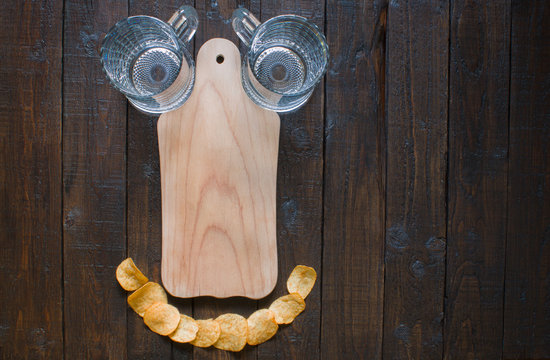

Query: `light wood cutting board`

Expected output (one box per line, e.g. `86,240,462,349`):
157,38,280,299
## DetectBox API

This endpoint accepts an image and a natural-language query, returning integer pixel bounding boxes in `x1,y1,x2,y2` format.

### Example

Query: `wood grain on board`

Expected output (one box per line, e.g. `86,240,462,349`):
190,3,262,360
158,38,280,300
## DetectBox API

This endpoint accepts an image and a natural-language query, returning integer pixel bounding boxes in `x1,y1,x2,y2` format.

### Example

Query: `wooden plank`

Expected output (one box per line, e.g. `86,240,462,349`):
126,1,195,359
0,0,64,358
503,1,550,358
445,0,510,359
191,1,259,359
62,0,128,358
383,1,448,359
256,2,325,359
321,0,387,359
194,0,241,50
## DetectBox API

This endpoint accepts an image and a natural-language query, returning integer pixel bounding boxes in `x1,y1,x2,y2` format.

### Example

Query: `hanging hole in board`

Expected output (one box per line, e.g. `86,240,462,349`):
216,55,224,64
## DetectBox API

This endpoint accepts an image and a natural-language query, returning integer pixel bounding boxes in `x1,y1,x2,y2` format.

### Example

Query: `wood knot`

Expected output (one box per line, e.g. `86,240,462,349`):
393,324,410,342
410,260,425,278
425,237,446,258
386,225,410,250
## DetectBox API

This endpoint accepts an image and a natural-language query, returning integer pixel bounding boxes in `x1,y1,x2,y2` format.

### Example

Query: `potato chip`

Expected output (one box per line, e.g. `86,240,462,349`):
286,265,317,299
190,319,221,348
169,314,199,343
247,309,278,346
127,282,167,317
116,258,149,291
269,293,306,324
213,313,248,352
143,302,181,336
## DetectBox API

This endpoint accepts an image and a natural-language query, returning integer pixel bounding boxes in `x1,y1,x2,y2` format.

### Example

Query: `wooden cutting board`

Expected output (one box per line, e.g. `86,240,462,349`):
157,38,280,299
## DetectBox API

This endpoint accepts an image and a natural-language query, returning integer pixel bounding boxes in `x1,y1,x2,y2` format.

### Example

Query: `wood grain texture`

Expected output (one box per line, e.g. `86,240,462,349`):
445,0,510,359
503,1,550,358
194,0,241,50
62,0,128,358
256,2,325,360
190,3,261,360
0,0,64,358
158,39,280,299
128,107,175,360
126,1,195,359
383,1,448,359
321,0,387,359
5,0,550,358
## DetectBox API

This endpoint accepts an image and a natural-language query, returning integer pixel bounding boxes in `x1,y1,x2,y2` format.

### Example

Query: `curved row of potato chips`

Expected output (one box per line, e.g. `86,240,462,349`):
116,259,316,352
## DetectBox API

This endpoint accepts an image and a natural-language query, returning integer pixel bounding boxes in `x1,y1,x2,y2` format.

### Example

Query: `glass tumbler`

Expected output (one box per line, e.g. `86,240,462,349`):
100,6,198,114
231,8,329,113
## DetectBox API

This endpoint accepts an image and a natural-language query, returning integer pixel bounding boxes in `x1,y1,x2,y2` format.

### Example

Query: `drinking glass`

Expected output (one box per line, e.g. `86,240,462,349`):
101,6,198,114
232,8,329,113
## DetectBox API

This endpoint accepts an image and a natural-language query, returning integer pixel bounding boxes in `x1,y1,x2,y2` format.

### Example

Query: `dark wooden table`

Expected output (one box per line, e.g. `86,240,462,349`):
1,0,549,359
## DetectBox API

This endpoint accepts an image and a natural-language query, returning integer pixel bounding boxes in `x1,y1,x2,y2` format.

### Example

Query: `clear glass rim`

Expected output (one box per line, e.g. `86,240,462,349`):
127,64,195,114
99,15,192,99
245,14,330,97
241,64,314,113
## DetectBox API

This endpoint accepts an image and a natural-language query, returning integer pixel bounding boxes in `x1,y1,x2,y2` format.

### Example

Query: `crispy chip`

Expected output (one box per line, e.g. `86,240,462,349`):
286,265,317,299
169,314,199,343
116,258,149,291
247,309,278,346
269,293,306,324
190,319,221,348
143,302,180,336
127,282,167,317
213,313,248,352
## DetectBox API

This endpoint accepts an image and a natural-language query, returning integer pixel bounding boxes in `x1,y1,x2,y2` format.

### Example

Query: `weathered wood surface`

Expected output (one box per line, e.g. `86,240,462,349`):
383,1,448,359
1,0,549,359
257,2,325,360
0,0,64,358
62,0,128,359
445,0,511,358
321,0,386,359
503,1,550,359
